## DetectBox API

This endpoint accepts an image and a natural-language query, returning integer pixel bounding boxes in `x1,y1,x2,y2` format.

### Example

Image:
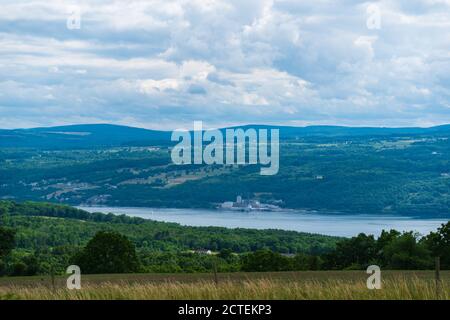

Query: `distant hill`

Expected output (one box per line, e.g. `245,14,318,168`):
0,124,172,149
234,124,450,139
1,123,449,149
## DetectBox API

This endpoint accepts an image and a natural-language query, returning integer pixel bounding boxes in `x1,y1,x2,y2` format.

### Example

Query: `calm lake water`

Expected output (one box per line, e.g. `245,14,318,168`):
78,206,448,237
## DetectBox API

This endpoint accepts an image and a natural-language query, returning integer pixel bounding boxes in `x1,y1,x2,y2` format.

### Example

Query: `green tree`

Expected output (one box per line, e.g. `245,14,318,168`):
376,229,401,266
74,231,140,274
383,232,432,269
0,226,15,276
293,253,323,270
0,227,15,259
218,248,233,260
241,249,292,272
324,233,377,269
422,221,450,269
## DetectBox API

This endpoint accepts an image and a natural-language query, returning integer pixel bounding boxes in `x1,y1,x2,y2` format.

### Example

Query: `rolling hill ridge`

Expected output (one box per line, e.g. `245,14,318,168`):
1,123,450,149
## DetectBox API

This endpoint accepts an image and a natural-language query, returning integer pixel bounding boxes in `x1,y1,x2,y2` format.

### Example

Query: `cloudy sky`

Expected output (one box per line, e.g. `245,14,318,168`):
1,0,450,129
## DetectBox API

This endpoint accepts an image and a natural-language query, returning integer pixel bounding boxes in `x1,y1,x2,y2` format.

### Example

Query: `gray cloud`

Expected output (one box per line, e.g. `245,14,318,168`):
0,0,449,129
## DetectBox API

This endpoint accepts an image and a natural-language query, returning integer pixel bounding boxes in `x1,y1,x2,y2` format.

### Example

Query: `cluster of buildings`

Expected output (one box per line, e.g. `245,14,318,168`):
219,195,281,212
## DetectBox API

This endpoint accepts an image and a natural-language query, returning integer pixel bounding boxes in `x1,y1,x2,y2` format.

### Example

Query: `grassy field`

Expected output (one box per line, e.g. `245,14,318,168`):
0,271,448,300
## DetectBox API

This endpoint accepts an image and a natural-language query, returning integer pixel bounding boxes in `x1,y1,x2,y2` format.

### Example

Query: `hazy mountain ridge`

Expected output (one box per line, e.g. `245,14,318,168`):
1,123,450,149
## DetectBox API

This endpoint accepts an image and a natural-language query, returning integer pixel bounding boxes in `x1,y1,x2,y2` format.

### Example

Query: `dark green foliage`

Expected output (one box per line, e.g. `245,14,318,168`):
323,233,378,269
74,231,140,274
241,250,292,272
422,222,450,268
0,227,15,259
0,226,17,276
383,232,432,269
293,253,323,270
217,248,233,260
9,253,39,276
321,228,447,270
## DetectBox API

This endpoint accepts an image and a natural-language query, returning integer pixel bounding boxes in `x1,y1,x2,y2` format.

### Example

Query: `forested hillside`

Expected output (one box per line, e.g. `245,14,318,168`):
1,124,449,216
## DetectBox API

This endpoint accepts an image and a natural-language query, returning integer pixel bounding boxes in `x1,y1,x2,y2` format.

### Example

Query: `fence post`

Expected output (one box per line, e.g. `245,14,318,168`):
50,267,56,292
213,258,219,285
435,256,441,299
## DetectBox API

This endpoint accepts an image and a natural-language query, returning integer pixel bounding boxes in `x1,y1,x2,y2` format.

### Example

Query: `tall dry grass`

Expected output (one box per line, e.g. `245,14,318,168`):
0,276,448,300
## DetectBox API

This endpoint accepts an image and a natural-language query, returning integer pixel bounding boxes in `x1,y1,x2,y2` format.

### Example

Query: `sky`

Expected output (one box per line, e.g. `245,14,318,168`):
1,0,450,130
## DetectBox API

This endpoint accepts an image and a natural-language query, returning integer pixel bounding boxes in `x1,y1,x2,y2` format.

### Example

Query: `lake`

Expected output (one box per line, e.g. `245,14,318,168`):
77,206,448,237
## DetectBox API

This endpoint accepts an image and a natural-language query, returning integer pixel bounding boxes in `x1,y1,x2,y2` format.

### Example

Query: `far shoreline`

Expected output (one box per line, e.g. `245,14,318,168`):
76,205,449,238
75,203,450,220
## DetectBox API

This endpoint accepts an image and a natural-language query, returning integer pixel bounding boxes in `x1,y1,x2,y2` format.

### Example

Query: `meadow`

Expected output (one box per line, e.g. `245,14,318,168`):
0,271,448,300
